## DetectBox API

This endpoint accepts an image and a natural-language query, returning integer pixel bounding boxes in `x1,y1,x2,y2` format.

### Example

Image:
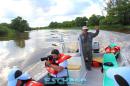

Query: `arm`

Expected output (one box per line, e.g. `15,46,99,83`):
49,64,64,72
92,26,99,38
45,61,67,73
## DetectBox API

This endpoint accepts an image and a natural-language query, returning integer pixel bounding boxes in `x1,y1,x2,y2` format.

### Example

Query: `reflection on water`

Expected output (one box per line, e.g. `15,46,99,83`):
14,32,29,48
0,32,29,48
14,39,25,48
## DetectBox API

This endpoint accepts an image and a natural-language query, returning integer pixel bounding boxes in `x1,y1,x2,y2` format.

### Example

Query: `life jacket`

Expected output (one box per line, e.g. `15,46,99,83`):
25,80,44,86
16,80,44,86
105,46,120,53
46,53,71,75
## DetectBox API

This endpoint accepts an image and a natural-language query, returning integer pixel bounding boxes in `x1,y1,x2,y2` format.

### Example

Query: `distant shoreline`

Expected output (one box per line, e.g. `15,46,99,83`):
32,26,130,34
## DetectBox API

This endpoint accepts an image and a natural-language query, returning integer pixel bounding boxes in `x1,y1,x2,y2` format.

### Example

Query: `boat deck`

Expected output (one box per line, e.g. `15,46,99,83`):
67,53,103,86
68,68,103,86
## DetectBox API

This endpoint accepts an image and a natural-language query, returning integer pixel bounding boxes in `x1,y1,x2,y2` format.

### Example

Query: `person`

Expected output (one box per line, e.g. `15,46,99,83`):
79,26,99,70
44,49,71,86
8,66,44,86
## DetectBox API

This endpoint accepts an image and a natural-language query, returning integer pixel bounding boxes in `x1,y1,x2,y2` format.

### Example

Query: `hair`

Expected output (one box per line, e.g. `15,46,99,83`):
51,49,60,55
15,70,22,79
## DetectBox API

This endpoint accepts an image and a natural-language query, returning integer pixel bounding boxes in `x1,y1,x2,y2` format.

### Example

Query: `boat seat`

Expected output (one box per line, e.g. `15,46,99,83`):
68,64,81,70
93,57,103,63
67,54,81,70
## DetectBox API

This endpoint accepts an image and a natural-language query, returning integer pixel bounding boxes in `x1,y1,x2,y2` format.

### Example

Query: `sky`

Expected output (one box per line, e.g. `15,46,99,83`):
0,0,107,27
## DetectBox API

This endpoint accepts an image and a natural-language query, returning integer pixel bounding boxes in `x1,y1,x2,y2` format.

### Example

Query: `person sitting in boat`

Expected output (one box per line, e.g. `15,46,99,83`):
44,49,71,86
8,66,44,86
79,26,99,70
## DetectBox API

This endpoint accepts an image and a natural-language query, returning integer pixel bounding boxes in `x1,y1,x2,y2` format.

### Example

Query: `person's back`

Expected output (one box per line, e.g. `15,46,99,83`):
8,66,44,86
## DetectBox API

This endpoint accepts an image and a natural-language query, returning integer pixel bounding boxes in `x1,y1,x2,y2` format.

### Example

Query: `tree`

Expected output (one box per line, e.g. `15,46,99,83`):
49,22,59,28
75,17,88,27
106,0,130,25
88,15,104,26
10,16,30,32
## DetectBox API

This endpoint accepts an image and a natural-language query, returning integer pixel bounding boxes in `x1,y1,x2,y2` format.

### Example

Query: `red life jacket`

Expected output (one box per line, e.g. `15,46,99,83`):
105,46,120,53
16,80,44,86
46,53,71,75
25,80,44,86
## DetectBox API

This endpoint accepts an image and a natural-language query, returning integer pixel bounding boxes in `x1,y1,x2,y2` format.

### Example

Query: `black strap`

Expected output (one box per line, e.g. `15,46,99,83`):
114,74,129,86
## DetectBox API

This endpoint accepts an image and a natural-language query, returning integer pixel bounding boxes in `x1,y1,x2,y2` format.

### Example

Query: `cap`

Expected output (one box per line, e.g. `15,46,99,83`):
82,26,88,30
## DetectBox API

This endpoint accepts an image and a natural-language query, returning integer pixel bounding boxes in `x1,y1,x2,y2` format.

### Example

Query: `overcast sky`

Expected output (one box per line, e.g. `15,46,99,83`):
0,0,106,27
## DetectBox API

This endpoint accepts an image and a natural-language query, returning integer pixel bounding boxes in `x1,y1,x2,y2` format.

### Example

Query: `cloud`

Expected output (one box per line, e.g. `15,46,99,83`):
0,0,105,27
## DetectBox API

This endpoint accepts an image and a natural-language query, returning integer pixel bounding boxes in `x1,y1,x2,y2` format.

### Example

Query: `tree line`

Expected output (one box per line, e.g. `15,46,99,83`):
49,0,130,29
48,15,104,28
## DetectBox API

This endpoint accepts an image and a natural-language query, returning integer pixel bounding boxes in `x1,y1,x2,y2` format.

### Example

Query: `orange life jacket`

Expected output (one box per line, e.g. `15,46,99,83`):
46,53,71,75
16,80,44,86
25,80,44,86
105,46,120,53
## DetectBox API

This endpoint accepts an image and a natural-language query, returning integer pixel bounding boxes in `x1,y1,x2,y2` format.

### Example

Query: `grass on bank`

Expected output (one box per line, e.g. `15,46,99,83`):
99,25,130,34
0,25,16,38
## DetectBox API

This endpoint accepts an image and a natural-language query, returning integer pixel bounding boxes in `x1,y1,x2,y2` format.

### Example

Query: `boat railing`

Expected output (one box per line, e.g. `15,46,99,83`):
78,36,87,80
60,33,87,82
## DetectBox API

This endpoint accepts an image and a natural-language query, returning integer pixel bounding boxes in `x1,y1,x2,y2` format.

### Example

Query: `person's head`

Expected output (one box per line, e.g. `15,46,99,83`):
51,49,60,59
82,26,88,34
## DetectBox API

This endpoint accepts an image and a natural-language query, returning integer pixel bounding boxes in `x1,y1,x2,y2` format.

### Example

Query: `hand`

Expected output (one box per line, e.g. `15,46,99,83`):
45,61,51,67
95,26,99,30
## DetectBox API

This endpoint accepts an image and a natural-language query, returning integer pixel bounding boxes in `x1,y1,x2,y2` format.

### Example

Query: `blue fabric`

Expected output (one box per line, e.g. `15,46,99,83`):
8,66,31,86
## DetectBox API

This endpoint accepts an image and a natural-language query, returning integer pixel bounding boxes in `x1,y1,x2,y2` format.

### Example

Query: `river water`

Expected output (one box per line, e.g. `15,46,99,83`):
0,29,130,85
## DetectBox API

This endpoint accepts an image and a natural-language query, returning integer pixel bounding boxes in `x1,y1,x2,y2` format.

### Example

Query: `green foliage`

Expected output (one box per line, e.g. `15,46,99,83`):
0,16,30,38
0,25,8,35
88,15,104,26
0,23,10,28
10,16,30,32
105,0,130,25
49,17,88,28
49,21,76,28
75,17,88,27
0,24,14,36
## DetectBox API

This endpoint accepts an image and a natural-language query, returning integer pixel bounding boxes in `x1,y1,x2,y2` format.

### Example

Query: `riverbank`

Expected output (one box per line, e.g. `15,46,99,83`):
100,25,130,34
32,25,130,34
0,31,29,41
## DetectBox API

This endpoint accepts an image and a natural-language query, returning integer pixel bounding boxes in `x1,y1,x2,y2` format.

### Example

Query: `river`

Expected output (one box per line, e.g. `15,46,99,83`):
0,29,130,85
